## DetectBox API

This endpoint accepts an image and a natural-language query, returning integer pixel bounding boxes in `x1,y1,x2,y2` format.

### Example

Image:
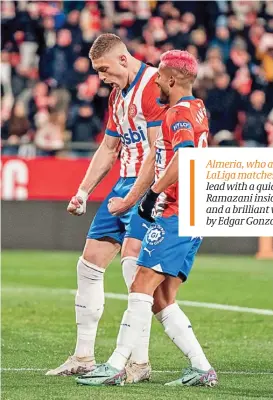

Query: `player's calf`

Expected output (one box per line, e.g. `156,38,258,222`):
122,257,152,368
74,257,105,359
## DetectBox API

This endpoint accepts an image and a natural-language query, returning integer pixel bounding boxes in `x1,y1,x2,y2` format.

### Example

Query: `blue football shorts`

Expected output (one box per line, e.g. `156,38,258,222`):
87,177,151,244
137,215,202,281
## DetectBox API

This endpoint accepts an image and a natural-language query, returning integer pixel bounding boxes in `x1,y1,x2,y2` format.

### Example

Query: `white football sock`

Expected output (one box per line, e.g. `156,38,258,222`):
108,292,153,370
74,257,105,359
122,257,151,364
155,303,211,371
121,256,138,289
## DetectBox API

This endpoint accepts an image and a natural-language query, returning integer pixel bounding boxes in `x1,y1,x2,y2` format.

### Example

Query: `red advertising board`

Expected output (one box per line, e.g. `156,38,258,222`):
1,157,120,201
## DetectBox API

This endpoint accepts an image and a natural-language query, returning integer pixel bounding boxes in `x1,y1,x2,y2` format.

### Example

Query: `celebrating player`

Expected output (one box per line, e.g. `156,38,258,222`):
46,34,166,382
76,50,218,387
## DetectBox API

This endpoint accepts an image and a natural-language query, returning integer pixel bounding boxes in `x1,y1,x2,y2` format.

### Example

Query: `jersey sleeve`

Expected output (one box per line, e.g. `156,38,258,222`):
166,108,195,151
105,89,120,137
142,74,167,128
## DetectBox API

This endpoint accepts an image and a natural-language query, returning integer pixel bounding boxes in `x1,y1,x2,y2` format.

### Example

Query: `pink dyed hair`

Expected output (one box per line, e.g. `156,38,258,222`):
160,50,198,77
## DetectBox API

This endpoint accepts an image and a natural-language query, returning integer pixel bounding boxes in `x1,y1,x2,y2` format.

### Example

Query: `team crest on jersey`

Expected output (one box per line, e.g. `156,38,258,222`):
128,104,137,118
171,121,192,132
146,224,165,245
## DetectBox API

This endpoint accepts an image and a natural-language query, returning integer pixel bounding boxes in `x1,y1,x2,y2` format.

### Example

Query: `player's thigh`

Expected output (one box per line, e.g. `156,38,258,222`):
130,266,165,296
87,197,125,246
82,238,121,270
121,209,152,259
153,276,183,314
86,179,129,263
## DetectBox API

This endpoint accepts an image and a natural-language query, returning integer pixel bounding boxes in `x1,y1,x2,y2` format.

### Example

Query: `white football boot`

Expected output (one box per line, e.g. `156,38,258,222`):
125,361,151,383
46,355,96,376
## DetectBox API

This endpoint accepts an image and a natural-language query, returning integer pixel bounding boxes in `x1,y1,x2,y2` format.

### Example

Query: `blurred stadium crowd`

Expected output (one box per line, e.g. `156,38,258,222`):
1,0,273,157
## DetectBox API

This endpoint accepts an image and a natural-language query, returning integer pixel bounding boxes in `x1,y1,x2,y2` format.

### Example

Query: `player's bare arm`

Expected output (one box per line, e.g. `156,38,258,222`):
67,135,120,216
108,126,158,216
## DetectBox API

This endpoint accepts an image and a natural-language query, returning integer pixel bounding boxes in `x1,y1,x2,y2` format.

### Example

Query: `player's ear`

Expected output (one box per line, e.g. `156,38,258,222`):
119,55,127,67
169,75,175,88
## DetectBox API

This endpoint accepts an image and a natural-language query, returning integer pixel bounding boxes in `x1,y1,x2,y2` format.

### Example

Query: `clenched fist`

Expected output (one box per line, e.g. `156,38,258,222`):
67,189,88,216
108,197,130,216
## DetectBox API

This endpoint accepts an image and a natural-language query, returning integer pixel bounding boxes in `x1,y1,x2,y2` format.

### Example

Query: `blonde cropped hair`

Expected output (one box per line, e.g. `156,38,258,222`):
89,33,123,60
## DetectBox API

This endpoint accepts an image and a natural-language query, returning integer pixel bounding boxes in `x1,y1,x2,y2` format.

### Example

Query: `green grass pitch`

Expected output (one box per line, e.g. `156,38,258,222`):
2,250,273,400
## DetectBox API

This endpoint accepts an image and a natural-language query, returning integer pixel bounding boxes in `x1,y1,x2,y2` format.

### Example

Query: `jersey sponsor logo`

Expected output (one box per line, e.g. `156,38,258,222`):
128,104,137,118
146,224,165,245
120,126,146,145
171,121,192,132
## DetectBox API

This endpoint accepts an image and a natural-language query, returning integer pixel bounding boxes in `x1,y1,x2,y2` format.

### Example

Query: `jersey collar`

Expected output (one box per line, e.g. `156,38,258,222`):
177,95,195,103
122,62,146,97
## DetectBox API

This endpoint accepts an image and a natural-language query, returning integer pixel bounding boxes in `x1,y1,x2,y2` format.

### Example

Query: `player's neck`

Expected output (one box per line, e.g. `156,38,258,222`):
126,58,142,87
169,89,193,107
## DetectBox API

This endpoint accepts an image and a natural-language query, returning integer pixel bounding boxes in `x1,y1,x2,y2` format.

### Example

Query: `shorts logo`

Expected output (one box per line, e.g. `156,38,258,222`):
146,225,165,245
128,104,137,118
171,121,192,132
144,248,155,257
142,223,150,230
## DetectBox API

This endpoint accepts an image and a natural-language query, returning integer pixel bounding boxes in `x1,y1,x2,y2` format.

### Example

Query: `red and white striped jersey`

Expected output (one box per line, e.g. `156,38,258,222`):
155,96,209,217
105,63,167,177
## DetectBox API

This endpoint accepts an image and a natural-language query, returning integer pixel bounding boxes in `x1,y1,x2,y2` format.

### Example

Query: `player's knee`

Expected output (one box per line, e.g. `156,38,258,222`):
77,257,104,282
82,248,106,268
130,267,163,296
121,237,142,259
130,267,149,293
82,238,120,269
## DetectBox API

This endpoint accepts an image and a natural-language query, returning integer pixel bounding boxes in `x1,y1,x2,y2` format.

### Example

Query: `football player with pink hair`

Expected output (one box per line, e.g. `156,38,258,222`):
77,50,218,388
